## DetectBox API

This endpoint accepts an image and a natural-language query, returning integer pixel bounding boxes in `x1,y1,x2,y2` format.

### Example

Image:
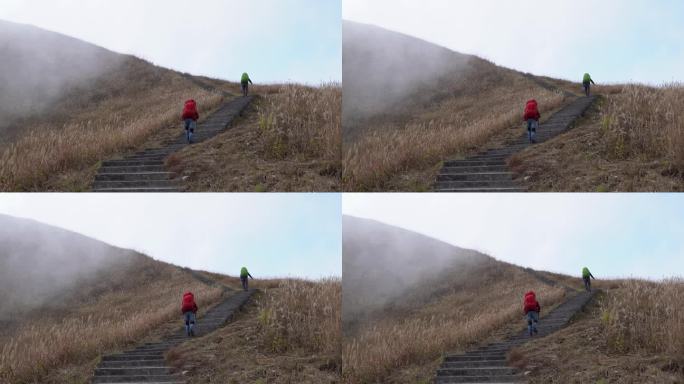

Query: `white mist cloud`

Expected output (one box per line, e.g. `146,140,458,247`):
0,194,342,279
0,0,341,83
343,194,684,280
343,0,684,84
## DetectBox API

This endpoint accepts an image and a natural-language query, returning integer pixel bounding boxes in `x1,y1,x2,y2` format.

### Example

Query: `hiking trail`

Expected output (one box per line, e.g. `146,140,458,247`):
91,96,253,192
433,95,597,192
90,272,254,384
434,273,597,383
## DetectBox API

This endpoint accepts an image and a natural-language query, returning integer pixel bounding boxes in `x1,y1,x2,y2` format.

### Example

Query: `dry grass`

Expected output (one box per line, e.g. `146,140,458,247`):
601,84,684,169
342,71,568,191
342,264,567,383
0,257,223,384
0,56,227,191
256,83,341,162
601,279,684,356
258,278,341,356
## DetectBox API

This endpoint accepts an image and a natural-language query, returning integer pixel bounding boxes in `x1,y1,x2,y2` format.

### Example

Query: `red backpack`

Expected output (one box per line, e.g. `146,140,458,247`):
523,291,540,313
182,99,199,120
523,99,540,120
181,291,198,313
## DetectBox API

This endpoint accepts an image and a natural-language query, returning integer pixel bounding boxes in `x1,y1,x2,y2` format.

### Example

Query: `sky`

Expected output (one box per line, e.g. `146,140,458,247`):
343,0,684,84
343,194,684,280
0,0,341,84
0,194,341,279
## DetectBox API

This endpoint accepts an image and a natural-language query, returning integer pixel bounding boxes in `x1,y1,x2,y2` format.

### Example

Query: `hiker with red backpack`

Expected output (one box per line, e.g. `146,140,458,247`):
181,291,199,337
181,99,199,143
523,99,541,143
523,291,541,337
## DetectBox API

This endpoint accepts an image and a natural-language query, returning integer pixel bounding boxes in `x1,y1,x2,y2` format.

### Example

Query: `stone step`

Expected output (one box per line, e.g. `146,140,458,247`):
94,367,170,376
92,374,183,383
99,165,167,173
440,165,509,173
443,159,507,167
99,360,168,368
437,367,517,377
102,355,166,362
435,374,522,383
435,187,527,193
442,360,509,368
435,180,520,189
92,187,180,193
445,355,507,363
92,180,179,189
95,172,172,182
467,155,511,161
102,160,165,167
437,172,513,182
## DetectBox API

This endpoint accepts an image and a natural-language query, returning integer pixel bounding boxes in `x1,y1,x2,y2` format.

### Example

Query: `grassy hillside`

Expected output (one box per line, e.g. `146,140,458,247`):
0,20,234,191
511,84,684,191
0,215,226,383
342,216,568,383
168,278,342,383
166,82,342,191
342,21,576,191
512,279,684,383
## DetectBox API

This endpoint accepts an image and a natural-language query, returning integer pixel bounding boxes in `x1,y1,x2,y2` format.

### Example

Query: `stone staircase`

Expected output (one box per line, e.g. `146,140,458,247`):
434,288,597,383
91,287,254,383
434,96,597,192
92,96,253,192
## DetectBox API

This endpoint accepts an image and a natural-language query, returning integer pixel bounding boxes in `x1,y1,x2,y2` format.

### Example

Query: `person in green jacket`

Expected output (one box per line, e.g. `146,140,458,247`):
240,266,254,291
241,73,253,97
582,73,596,97
582,267,595,292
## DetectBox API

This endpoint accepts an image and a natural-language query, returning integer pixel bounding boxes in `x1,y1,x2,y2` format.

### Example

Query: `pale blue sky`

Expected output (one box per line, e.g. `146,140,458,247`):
0,194,341,279
344,0,684,84
344,194,684,281
0,0,341,84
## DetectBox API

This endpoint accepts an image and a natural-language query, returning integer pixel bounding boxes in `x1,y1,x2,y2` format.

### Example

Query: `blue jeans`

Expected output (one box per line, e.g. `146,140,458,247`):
527,311,539,335
184,311,196,336
184,119,196,143
527,119,538,142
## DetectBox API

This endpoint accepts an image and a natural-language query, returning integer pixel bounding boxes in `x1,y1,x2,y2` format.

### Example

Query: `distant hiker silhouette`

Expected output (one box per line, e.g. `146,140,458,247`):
582,73,596,96
181,99,200,143
523,99,541,143
240,266,254,291
523,291,541,337
181,291,198,336
582,267,596,292
241,72,253,97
